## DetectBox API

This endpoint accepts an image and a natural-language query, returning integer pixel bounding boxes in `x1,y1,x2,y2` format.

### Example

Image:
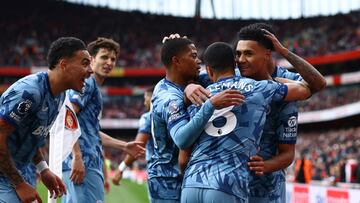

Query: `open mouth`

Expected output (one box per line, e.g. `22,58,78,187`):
103,66,112,73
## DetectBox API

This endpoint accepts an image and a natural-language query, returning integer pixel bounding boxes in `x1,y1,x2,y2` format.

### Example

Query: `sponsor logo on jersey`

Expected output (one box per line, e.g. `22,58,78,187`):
287,116,297,127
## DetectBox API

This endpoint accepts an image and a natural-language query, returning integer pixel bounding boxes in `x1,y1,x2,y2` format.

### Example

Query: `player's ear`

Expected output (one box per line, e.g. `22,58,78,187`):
59,58,67,70
265,49,272,61
171,56,180,66
206,65,214,82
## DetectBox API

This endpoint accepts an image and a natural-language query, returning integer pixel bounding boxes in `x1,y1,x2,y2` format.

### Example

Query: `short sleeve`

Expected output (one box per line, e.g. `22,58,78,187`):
165,95,189,131
276,102,298,144
0,86,40,127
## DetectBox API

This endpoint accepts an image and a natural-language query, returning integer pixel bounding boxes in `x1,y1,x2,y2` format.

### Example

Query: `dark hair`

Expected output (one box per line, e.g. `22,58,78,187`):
161,38,193,67
145,86,155,94
237,23,275,50
204,42,235,72
87,37,120,57
47,37,87,70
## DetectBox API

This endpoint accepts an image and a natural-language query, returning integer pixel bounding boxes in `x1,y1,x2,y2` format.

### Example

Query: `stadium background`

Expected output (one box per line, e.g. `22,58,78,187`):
1,0,360,202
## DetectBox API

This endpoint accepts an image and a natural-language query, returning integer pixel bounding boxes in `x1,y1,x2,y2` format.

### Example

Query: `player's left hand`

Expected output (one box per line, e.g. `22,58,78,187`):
261,29,288,57
162,33,187,43
125,141,145,158
112,170,123,186
248,155,265,176
104,179,110,193
40,169,67,199
184,84,210,106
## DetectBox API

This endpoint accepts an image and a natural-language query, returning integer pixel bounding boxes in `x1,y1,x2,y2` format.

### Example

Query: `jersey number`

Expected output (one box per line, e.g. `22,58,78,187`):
205,106,237,137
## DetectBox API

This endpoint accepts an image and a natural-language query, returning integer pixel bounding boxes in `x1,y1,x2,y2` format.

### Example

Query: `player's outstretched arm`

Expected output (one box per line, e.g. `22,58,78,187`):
100,131,145,158
262,29,326,94
113,132,149,185
171,89,244,149
283,81,311,101
0,119,43,203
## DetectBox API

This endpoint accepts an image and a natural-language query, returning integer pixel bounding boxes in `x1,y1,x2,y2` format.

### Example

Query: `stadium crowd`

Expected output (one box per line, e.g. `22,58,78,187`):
292,126,360,184
1,1,360,68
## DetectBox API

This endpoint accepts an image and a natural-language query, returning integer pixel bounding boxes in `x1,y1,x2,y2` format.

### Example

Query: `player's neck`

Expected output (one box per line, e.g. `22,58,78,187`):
93,73,105,86
47,70,66,96
214,70,235,82
165,70,189,87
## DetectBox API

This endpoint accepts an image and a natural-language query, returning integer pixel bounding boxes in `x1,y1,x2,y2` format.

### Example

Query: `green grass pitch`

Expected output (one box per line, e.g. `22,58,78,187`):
37,179,149,203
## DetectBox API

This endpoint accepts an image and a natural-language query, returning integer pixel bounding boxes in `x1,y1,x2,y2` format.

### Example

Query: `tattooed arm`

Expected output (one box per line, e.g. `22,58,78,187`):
0,118,23,186
281,51,326,94
263,29,327,94
0,118,43,202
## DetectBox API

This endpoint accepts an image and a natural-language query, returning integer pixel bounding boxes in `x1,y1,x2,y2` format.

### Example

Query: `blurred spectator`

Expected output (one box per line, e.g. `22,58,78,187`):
295,152,313,184
292,126,360,183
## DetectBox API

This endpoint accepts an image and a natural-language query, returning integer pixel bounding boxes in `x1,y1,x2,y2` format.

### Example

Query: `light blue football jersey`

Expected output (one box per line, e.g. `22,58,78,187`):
147,78,187,200
62,76,103,173
183,75,287,200
148,77,215,201
249,66,302,199
138,112,153,162
0,72,65,183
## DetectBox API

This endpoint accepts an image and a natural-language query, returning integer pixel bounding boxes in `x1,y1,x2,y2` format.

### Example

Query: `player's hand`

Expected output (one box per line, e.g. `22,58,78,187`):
112,169,123,186
261,29,288,56
70,155,85,184
15,181,42,203
104,179,110,193
125,141,145,158
40,169,67,199
209,89,245,109
248,155,265,176
184,84,211,106
162,33,187,43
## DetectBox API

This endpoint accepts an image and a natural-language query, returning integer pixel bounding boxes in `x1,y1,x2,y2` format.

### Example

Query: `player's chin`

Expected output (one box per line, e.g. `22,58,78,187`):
73,82,84,92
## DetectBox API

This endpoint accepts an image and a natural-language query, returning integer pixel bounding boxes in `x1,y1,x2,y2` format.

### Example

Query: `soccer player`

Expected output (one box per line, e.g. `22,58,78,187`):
181,42,311,203
112,86,154,186
148,37,244,203
0,37,93,203
61,38,145,203
235,23,326,203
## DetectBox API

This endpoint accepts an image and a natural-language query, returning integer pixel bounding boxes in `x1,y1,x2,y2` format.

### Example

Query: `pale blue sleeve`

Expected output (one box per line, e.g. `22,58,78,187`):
169,100,214,149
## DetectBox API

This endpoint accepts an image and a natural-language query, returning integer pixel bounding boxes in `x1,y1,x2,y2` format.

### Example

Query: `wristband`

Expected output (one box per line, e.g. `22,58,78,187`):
36,161,49,174
118,161,128,172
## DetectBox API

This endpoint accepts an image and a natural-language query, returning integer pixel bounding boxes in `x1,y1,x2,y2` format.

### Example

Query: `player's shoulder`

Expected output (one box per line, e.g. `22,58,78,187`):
12,73,47,98
153,79,183,101
274,66,301,80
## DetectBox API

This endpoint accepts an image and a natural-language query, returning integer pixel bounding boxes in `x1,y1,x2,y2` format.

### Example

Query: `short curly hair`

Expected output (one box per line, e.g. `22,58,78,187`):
47,37,86,70
237,23,275,50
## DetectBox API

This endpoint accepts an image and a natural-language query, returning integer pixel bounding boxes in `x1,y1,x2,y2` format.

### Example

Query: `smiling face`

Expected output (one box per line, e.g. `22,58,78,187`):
177,44,202,81
64,50,93,92
235,40,271,80
91,48,117,79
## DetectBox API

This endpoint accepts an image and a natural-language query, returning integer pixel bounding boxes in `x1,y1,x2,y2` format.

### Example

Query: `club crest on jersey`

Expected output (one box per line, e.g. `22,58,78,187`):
17,99,32,114
168,100,182,123
65,105,78,130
